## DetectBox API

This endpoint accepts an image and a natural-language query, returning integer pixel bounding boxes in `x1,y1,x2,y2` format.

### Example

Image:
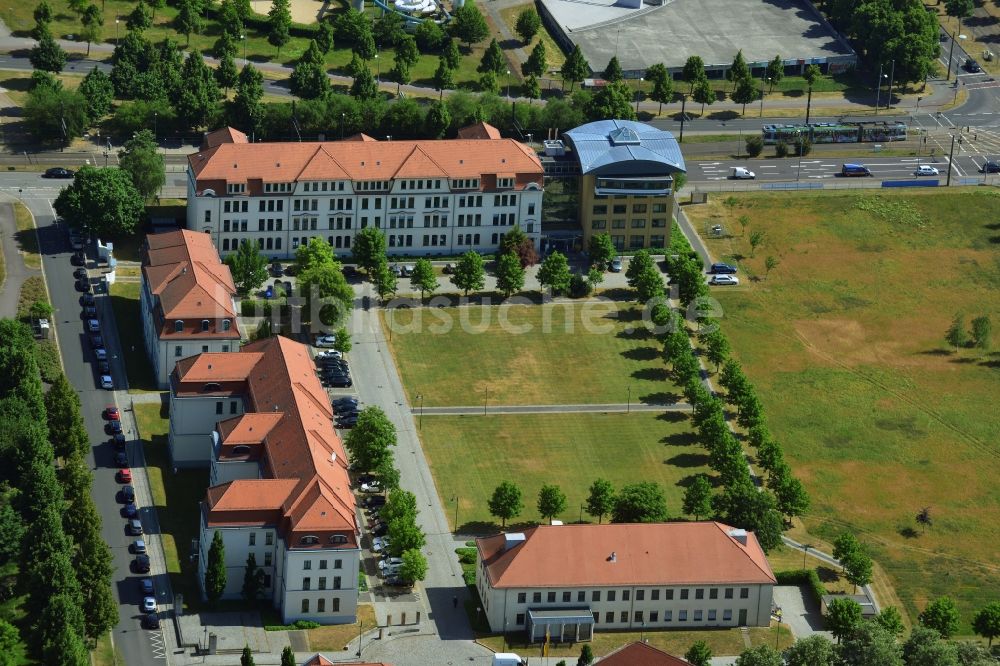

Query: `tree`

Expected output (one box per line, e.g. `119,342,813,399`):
479,70,499,94
537,484,567,524
634,264,665,304
351,66,378,101
832,532,861,564
29,27,66,73
375,9,405,48
451,251,486,296
450,1,489,50
54,166,144,238
826,597,863,643
216,51,239,96
588,233,616,268
499,226,539,267
735,645,782,666
561,44,589,91
241,645,255,666
692,77,715,114
537,251,572,296
916,506,933,533
584,478,615,524
126,2,153,32
904,626,959,666
727,50,750,92
803,64,820,123
612,482,668,523
703,330,730,372
175,50,221,130
24,81,88,146
732,76,759,115
495,252,525,298
488,481,523,527
584,81,636,121
479,38,505,75
298,262,353,327
315,20,334,54
205,530,227,606
766,55,784,92
760,255,779,279
680,474,713,521
344,407,397,472
395,33,420,71
410,258,438,301
0,620,23,665
174,0,204,45
919,596,960,638
433,58,455,96
223,240,269,295
971,315,991,351
280,645,296,666
685,641,712,666
945,0,974,21
373,259,398,301
43,374,87,460
773,473,810,523
624,249,653,288
118,129,165,200
387,516,426,556
352,227,388,277
80,4,103,57
682,56,706,93
873,606,905,639
745,135,764,157
33,1,52,25
267,0,292,58
443,37,461,70
784,635,836,666
748,229,765,257
232,64,264,138
523,42,546,78
399,548,427,584
946,313,968,350
577,644,594,666
972,602,1000,646
515,8,541,43
603,56,624,83
646,63,674,115
842,549,872,593
241,553,264,601
711,479,784,552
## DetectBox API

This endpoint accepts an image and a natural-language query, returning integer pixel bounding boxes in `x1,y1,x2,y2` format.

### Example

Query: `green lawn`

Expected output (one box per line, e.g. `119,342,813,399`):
421,412,706,532
133,402,209,612
383,303,680,406
108,282,159,392
13,203,39,270
686,189,1000,630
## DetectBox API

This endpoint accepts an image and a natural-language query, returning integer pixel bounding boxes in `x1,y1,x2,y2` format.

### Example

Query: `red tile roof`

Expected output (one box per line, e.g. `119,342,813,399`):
457,122,502,140
477,523,776,589
188,127,542,190
196,337,357,545
202,126,249,149
598,642,692,665
142,229,240,338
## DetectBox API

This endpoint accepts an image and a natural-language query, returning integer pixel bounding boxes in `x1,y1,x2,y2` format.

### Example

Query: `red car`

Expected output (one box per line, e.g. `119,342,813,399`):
117,468,132,483
104,406,120,421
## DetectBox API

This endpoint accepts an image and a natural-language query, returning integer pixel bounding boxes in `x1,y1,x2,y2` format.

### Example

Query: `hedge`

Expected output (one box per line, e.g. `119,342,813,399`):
35,340,62,384
774,569,827,607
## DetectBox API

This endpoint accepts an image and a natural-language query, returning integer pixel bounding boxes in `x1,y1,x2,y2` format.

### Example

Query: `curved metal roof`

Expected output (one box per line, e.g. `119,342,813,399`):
564,120,686,175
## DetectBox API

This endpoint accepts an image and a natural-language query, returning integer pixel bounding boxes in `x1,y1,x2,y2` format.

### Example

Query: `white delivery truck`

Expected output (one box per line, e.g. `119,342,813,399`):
492,653,526,666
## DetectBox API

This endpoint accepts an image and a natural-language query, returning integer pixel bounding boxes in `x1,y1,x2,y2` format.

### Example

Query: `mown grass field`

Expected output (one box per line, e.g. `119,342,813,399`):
383,303,680,406
420,412,706,531
686,189,1000,630
109,281,159,392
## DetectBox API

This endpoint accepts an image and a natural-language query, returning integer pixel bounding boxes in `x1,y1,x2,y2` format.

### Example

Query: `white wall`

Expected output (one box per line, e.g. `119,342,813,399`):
278,546,361,624
198,518,281,601
169,394,243,467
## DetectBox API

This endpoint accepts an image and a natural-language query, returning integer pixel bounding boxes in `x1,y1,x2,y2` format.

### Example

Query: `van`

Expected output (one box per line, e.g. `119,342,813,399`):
492,654,526,666
841,163,872,177
730,166,756,179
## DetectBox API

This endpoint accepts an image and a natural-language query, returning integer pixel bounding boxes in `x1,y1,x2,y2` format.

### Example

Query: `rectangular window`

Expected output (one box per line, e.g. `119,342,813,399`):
636,590,644,601
664,610,673,622
651,589,660,601
516,613,525,625
266,533,273,546
304,561,312,570
528,203,535,215
694,610,703,621
680,589,689,600
215,402,223,414
633,204,647,214
631,219,646,228
532,592,541,603
710,589,718,600
562,591,571,603
651,218,667,227
592,205,607,215
332,598,340,612
547,592,556,603
612,219,626,229
708,609,717,621
607,591,616,602
634,611,643,623
725,588,734,599
319,577,327,590
334,559,342,569
319,560,327,570
723,609,733,621
303,578,311,590
317,598,326,613
591,220,607,230
696,589,704,600
620,611,628,624
622,590,630,601
333,576,341,590
652,203,667,213
650,611,659,622
517,593,526,604
629,235,645,249
264,552,272,566
592,591,600,602
665,589,674,600
613,204,627,214
577,591,585,603
249,533,256,546
740,588,750,599
605,612,614,624
679,610,688,622
301,599,309,613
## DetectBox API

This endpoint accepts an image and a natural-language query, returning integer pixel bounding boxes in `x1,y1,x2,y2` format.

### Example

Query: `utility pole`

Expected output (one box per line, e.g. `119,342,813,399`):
678,95,687,143
886,59,895,110
946,133,960,186
874,62,883,115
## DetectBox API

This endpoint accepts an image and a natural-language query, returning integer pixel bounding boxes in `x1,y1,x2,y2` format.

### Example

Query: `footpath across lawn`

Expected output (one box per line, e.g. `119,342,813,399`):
421,412,706,531
686,189,1000,630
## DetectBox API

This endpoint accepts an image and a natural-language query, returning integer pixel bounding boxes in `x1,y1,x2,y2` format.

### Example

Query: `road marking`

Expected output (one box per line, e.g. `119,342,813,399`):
149,630,167,659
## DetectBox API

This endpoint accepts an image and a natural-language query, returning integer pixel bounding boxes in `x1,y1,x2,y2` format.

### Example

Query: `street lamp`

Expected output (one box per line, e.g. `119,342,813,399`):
626,386,631,413
417,394,424,429
802,544,811,568
375,53,380,87
356,619,364,657
634,77,643,115
874,64,887,115
506,69,511,100
153,111,157,142
759,75,771,117
240,34,247,65
115,18,119,42
452,494,459,529
947,31,967,81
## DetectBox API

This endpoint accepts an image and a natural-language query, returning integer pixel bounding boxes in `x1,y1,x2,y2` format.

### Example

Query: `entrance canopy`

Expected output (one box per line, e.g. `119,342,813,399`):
526,608,595,643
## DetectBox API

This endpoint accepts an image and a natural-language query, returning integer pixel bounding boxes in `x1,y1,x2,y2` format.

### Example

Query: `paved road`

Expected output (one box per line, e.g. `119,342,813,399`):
415,402,690,416
22,180,169,666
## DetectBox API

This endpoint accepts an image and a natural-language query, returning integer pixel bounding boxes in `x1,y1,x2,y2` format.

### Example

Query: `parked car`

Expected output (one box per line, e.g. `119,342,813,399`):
361,480,381,493
122,502,138,519
328,377,354,389
132,539,147,555
80,293,95,306
378,557,404,571
314,334,337,348
104,405,120,420
127,519,143,536
73,267,89,280
372,536,391,553
94,348,107,362
390,264,403,277
98,360,111,374
371,523,388,537
709,274,740,286
140,578,154,596
283,280,293,296
100,375,114,390
608,258,623,272
384,574,405,586
142,613,160,630
401,264,415,277
107,420,122,434
69,235,85,251
90,334,105,348
381,563,403,577
114,451,129,468
133,554,150,573
914,165,939,176
117,468,132,483
110,433,126,450
333,396,359,408
315,350,343,360
270,262,284,277
71,251,86,266
364,495,387,509
265,285,274,298
443,263,457,274
318,357,349,368
708,263,738,274
981,160,1000,174
142,596,157,613
336,414,359,426
76,278,91,292
82,305,97,317
964,57,983,73
43,167,74,179
730,166,756,179
119,485,135,503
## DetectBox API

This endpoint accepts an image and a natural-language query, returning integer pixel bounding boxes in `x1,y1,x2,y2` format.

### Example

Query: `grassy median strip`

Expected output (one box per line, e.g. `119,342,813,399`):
109,282,159,392
13,203,39,270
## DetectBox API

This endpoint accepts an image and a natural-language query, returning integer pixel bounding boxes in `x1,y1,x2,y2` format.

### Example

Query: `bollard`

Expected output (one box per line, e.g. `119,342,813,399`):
416,611,421,624
379,627,383,639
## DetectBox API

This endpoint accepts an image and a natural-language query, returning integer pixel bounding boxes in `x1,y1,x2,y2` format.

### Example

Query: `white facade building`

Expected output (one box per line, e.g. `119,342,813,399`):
169,336,360,625
139,229,241,389
476,523,776,643
185,125,545,260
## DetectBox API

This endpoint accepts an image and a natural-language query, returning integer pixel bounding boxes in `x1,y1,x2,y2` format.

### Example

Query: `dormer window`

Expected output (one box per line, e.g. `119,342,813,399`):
329,534,348,545
232,445,250,455
201,320,210,332
300,535,320,545
203,382,221,392
222,319,231,331
175,320,184,332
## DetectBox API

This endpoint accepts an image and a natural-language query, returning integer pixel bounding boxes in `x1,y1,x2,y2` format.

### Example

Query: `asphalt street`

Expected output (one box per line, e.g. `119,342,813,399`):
20,179,167,666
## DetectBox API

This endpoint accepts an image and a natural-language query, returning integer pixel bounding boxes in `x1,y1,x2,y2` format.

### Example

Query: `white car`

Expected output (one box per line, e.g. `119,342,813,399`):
314,335,337,348
378,557,403,571
142,596,157,613
914,165,939,176
372,536,391,553
100,374,114,390
709,274,740,286
361,481,381,493
731,166,756,179
315,350,343,360
401,264,415,277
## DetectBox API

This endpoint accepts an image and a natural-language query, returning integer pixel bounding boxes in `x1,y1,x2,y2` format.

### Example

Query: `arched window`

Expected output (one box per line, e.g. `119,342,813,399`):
300,535,320,545
203,382,221,392
222,319,231,331
232,445,250,455
174,320,184,332
201,319,210,332
329,534,348,545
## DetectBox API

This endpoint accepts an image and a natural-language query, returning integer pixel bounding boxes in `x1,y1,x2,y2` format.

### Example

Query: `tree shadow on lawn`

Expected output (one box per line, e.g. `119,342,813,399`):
620,346,659,361
660,431,697,447
677,472,719,488
898,526,919,539
598,287,634,302
816,566,843,585
651,406,687,419
984,222,1000,230
665,452,709,469
949,356,979,364
631,367,670,381
617,327,656,341
917,348,954,357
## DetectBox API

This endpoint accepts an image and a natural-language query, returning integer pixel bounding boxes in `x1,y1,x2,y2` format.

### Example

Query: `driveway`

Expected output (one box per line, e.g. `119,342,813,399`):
773,585,831,641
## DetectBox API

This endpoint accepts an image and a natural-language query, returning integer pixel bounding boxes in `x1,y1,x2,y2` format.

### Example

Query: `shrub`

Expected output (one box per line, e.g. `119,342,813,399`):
455,547,477,565
240,299,272,317
35,340,62,383
569,273,592,298
775,569,826,606
796,138,812,156
775,141,789,158
745,135,763,157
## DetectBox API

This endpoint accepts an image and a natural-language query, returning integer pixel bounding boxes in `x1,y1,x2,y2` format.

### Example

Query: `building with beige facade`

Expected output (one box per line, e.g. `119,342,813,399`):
475,522,775,643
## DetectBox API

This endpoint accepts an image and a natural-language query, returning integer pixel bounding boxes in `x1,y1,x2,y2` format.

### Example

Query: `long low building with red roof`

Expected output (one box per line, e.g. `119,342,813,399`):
185,124,544,259
475,523,776,643
168,336,359,624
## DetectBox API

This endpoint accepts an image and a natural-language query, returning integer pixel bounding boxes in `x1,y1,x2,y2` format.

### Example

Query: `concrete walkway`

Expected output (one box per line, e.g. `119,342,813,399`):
0,199,40,319
415,402,691,415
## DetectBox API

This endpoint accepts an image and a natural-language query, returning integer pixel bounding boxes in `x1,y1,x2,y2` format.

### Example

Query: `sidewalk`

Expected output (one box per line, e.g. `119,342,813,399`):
0,198,39,318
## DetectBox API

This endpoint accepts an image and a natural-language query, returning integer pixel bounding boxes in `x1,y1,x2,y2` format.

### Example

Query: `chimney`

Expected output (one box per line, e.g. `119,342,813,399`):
608,551,617,563
728,528,748,546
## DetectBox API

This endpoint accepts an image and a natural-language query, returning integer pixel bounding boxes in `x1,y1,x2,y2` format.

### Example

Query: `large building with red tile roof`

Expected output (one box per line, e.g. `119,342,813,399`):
597,642,692,665
140,229,241,388
185,125,543,259
475,523,776,643
167,336,359,624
